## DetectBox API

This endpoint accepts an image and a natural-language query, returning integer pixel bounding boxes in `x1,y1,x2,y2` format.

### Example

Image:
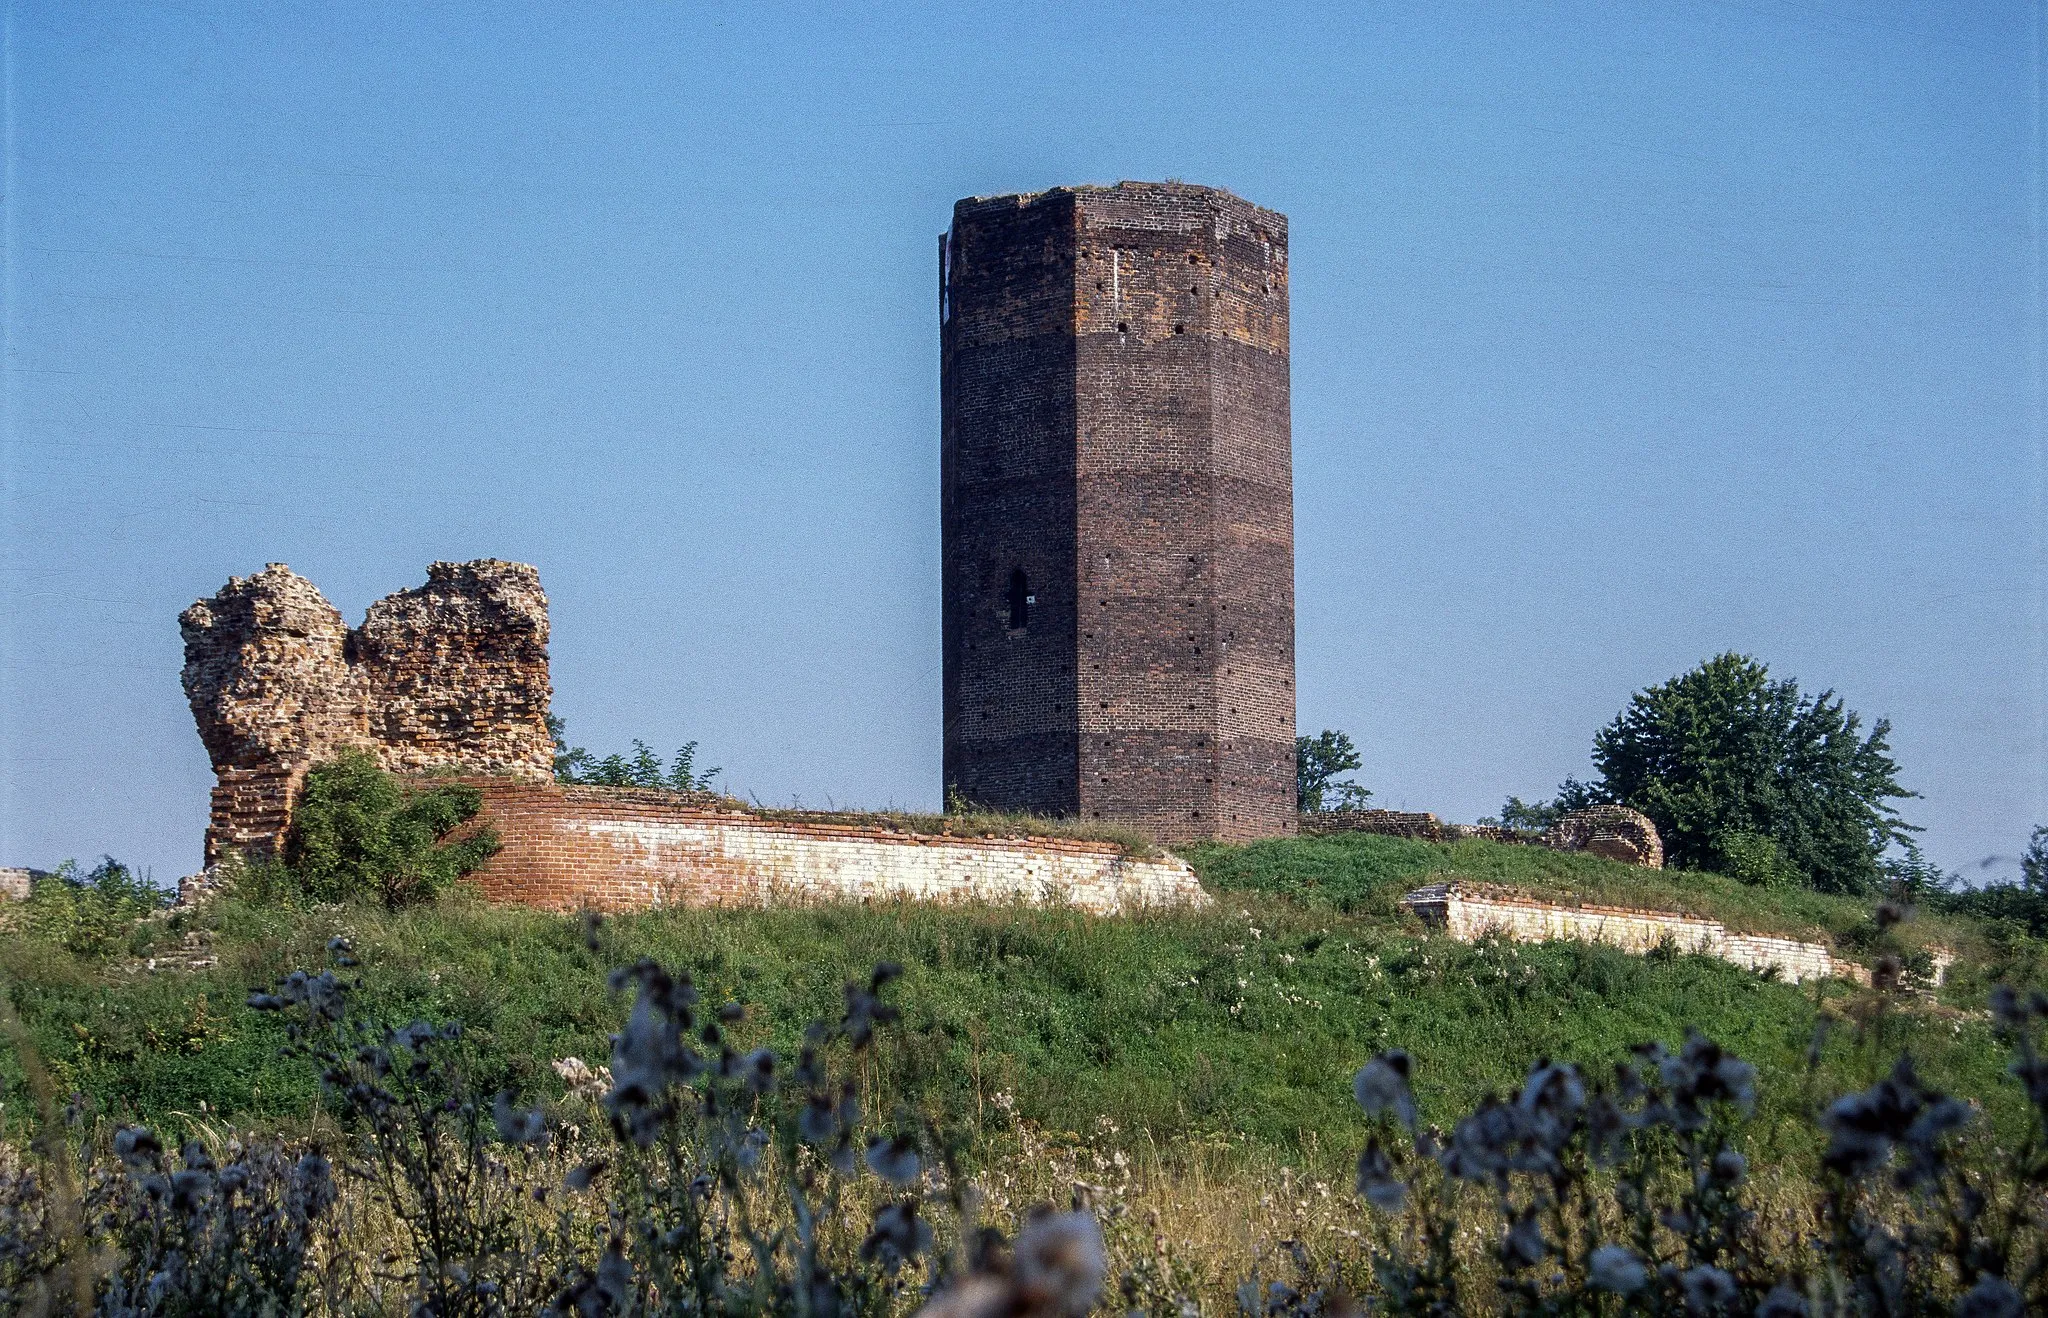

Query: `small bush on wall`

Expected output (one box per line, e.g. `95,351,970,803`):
247,752,498,908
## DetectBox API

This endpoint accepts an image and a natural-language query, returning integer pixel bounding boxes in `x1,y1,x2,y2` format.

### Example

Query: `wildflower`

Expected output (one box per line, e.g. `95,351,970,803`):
1820,1056,1966,1184
1989,985,2027,1031
861,1199,934,1270
493,1091,547,1147
113,1125,163,1171
1679,1265,1738,1314
326,934,358,966
1353,1139,1405,1212
168,1166,214,1215
1754,1283,1808,1318
842,963,904,1049
916,1274,1012,1318
595,1237,635,1312
739,1047,777,1094
1953,1276,2023,1318
1014,1211,1108,1317
293,1151,336,1217
1437,1096,1519,1183
1585,1093,1630,1165
562,1159,607,1193
1665,1032,1756,1123
605,961,705,1144
1516,1059,1585,1151
1498,1206,1548,1272
1587,1243,1646,1294
799,1091,840,1144
1352,1050,1415,1130
865,1134,922,1185
1711,1149,1747,1184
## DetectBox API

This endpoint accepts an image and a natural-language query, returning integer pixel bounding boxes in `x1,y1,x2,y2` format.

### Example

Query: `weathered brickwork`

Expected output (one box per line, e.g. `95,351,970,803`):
461,781,1210,916
942,181,1296,846
1399,882,1924,987
1306,805,1667,869
181,561,553,864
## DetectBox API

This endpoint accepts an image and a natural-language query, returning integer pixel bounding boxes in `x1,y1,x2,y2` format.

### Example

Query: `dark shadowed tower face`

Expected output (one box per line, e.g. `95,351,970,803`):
940,181,1296,845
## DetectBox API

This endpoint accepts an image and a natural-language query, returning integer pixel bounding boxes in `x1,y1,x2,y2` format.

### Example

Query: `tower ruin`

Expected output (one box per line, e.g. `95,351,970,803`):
940,181,1297,844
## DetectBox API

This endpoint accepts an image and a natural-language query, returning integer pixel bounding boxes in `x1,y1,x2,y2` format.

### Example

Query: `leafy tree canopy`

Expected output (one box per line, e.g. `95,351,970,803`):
1573,652,1917,895
1297,729,1373,813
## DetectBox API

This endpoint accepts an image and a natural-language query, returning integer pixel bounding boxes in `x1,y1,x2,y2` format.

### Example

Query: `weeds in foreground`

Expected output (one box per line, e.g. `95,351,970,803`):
3,925,2045,1315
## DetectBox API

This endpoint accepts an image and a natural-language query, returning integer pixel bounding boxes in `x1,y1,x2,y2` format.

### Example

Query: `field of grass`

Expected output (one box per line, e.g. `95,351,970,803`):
3,831,2035,1180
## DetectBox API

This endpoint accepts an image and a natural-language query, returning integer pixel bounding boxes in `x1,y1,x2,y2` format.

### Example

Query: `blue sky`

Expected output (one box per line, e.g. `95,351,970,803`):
3,1,2041,886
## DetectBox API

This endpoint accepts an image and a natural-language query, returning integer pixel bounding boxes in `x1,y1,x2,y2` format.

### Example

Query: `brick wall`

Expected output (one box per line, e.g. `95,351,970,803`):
1398,882,1906,986
462,781,1212,916
941,181,1296,846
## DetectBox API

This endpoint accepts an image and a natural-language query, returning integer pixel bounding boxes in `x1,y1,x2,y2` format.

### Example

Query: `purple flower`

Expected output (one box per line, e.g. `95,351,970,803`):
1352,1050,1415,1129
1588,1244,1646,1294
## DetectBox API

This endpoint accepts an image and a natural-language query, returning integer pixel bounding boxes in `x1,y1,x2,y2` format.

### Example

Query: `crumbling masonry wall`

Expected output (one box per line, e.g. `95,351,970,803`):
1397,882,1952,988
461,781,1211,915
181,560,553,864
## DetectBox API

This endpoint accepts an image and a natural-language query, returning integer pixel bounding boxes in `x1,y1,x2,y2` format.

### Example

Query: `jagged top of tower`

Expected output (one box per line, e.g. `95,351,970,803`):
951,180,1286,236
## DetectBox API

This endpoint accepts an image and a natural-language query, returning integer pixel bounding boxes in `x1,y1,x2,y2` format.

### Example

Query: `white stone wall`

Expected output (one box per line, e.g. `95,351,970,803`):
1401,883,1898,986
480,794,1213,916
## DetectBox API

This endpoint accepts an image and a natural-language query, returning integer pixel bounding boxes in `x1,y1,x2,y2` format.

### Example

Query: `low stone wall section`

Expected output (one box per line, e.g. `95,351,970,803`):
463,782,1212,916
1398,882,1906,986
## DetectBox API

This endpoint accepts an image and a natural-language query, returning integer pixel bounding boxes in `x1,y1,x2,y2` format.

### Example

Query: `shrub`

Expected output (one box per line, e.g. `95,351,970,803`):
255,752,497,908
1718,829,1801,889
550,714,720,791
9,857,166,958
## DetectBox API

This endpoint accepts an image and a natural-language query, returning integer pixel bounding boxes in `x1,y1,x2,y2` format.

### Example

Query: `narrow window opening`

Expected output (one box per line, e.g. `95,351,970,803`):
1007,569,1031,630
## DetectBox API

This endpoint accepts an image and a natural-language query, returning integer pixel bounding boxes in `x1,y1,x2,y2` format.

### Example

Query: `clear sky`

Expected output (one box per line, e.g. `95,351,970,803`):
3,2,2041,887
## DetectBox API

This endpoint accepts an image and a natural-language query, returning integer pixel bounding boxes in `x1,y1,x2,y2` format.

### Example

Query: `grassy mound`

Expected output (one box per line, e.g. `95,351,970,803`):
1187,830,1987,968
1,880,2027,1173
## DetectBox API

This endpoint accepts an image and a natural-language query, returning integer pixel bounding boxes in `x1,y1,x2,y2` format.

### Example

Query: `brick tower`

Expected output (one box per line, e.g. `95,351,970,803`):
940,181,1296,845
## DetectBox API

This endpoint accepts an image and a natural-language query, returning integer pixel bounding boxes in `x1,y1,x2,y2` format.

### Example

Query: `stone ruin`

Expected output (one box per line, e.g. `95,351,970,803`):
181,560,553,865
1303,803,1665,869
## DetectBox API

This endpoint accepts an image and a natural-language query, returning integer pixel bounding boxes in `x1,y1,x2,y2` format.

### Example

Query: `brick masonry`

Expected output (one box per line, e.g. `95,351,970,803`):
1398,882,1951,987
941,181,1296,847
181,560,553,865
460,781,1211,916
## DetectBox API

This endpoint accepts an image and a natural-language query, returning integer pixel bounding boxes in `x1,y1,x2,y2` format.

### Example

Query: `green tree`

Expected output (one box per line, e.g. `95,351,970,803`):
1296,729,1373,813
1583,652,1916,895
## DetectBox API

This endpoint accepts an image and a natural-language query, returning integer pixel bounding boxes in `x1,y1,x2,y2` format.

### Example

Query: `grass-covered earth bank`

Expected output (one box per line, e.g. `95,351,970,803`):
4,830,2046,1314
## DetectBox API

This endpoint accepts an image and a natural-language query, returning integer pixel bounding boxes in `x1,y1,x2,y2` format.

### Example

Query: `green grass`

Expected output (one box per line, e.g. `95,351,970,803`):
1,875,2030,1178
1185,830,1982,963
